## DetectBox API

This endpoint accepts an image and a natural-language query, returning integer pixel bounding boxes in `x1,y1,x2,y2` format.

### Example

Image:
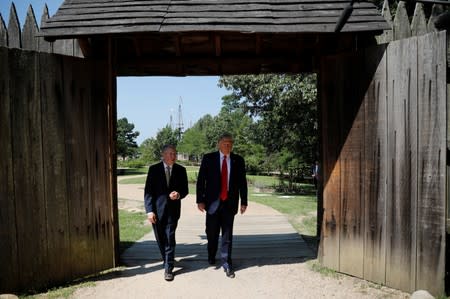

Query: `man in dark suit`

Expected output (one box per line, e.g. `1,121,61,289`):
196,133,248,278
144,144,188,281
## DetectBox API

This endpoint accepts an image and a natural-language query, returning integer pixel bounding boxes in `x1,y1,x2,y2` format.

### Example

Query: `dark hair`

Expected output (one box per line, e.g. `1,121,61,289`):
161,144,176,153
218,132,233,142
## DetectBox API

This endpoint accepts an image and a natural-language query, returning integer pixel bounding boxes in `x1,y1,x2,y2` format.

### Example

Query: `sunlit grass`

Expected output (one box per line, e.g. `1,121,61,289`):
118,209,149,255
249,192,317,236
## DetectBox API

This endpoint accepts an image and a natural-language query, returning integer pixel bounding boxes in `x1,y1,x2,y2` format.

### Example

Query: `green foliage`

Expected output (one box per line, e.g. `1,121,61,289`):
139,125,179,163
117,117,140,160
177,126,209,161
218,74,318,188
117,159,146,169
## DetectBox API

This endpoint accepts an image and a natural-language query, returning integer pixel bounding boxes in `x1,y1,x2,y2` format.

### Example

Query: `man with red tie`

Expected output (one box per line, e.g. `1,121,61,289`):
196,133,248,278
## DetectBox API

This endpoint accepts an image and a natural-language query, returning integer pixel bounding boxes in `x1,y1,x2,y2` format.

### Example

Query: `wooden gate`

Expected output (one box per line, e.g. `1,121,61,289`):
0,46,115,292
319,31,446,295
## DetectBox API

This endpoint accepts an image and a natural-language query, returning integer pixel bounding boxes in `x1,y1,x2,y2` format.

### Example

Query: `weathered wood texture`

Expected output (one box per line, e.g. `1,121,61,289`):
0,46,114,293
377,0,443,44
319,31,446,296
35,0,388,76
40,0,387,36
0,3,82,56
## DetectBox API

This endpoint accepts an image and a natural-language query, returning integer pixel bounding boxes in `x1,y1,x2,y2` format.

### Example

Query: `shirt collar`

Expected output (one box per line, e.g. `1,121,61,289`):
220,151,229,159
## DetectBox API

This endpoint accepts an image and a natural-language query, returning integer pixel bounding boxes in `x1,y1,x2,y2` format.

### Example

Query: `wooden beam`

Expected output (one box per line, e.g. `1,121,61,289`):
214,34,221,57
132,36,141,57
255,34,262,55
175,34,181,57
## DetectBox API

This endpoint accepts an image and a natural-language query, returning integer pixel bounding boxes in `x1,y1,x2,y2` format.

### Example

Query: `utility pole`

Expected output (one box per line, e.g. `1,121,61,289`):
177,97,184,141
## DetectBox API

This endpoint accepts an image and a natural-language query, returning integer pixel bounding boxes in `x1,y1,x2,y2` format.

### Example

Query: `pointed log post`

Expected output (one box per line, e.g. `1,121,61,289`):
411,3,427,36
393,1,411,41
22,5,39,51
7,3,21,48
376,0,393,44
39,5,52,53
0,14,7,47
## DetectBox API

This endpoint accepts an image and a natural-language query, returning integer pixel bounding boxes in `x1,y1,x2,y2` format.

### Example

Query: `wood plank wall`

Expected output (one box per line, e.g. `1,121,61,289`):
319,31,446,296
0,46,114,292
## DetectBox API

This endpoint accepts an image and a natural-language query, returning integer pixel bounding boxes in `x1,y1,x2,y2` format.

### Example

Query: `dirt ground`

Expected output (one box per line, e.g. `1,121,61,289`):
71,176,410,299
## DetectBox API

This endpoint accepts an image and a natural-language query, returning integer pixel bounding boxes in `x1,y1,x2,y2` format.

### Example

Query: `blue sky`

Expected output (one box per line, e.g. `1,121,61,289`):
1,1,229,145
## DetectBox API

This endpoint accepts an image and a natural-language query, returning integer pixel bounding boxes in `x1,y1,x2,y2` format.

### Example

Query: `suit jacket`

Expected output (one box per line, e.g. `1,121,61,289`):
196,151,248,215
144,162,188,221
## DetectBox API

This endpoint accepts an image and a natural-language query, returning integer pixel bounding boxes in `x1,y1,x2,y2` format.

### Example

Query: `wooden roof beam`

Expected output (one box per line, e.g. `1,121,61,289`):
214,34,221,57
132,36,141,57
117,55,313,76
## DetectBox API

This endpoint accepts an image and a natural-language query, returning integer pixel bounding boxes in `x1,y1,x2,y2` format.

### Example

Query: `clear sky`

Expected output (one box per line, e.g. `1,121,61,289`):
1,1,229,145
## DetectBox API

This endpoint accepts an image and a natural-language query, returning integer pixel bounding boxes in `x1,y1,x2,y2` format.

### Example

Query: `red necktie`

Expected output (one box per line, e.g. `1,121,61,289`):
220,155,228,201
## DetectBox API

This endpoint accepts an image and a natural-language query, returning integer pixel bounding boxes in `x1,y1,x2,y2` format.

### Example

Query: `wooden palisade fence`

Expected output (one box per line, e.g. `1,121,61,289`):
320,0,448,296
0,3,82,56
0,2,115,293
0,0,449,296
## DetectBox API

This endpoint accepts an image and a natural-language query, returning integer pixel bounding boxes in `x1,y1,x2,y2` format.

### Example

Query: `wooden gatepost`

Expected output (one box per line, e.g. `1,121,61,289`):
0,3,116,292
319,1,448,296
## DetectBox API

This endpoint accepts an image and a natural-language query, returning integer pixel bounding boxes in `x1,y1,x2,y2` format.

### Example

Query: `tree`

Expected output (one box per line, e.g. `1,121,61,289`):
218,74,318,180
117,117,140,160
177,127,208,161
140,125,179,162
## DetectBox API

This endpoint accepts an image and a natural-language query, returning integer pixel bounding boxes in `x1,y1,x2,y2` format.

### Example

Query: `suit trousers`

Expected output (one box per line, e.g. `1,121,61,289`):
206,200,235,268
152,212,178,271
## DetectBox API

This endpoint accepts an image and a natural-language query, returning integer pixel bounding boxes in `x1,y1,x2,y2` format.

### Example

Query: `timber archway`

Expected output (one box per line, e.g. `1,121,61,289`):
0,0,447,296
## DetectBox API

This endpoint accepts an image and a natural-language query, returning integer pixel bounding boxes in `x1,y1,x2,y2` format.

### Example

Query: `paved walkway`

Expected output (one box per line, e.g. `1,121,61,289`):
118,174,316,266
121,195,316,266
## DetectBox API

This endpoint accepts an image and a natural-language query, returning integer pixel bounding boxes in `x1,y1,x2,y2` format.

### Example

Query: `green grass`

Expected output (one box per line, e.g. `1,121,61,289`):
19,281,96,299
118,209,150,255
247,174,279,188
118,176,146,184
249,192,317,236
307,260,340,278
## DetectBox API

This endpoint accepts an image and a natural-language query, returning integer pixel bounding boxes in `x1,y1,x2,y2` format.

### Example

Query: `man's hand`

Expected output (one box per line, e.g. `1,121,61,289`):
169,191,179,200
147,212,157,224
240,205,247,214
197,202,205,212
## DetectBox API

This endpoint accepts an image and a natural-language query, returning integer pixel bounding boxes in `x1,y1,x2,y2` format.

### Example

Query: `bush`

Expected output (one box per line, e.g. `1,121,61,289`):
117,159,146,169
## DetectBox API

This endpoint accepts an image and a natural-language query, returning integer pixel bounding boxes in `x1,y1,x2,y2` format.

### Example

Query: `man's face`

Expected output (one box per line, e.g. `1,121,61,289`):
162,148,177,166
218,137,233,155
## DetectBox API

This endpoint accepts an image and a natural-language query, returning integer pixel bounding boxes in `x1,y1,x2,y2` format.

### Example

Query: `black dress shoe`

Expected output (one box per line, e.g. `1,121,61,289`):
224,267,235,278
164,270,174,281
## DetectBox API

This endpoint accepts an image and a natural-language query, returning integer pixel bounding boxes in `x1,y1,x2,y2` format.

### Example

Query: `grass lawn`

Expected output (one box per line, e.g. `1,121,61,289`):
118,209,149,255
249,192,317,236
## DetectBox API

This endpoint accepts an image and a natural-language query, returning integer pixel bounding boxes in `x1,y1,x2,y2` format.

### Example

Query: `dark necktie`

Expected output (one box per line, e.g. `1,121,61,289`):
220,156,228,201
165,166,170,187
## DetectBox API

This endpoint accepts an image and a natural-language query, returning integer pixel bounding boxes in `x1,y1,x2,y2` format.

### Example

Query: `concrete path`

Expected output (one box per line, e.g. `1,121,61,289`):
121,195,316,266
